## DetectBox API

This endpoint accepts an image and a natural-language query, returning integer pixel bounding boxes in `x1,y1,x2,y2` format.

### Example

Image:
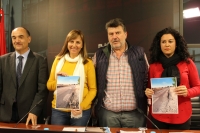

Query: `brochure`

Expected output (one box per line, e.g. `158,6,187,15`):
56,76,80,110
151,77,178,114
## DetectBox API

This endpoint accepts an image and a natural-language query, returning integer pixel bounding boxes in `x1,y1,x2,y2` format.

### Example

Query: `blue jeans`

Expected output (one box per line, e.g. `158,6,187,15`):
51,108,91,126
98,107,146,128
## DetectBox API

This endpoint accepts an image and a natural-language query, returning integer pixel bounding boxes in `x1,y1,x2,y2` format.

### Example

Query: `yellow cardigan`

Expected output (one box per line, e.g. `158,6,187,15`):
47,57,97,112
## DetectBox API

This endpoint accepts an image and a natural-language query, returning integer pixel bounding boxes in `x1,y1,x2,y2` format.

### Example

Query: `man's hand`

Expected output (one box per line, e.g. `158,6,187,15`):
26,113,37,125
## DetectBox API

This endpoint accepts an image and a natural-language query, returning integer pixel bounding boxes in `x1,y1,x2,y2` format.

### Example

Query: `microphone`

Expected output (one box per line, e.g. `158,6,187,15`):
44,116,50,125
137,107,162,133
14,99,43,128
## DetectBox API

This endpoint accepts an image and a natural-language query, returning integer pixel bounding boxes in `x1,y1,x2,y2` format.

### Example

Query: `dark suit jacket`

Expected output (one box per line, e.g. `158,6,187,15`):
0,50,49,123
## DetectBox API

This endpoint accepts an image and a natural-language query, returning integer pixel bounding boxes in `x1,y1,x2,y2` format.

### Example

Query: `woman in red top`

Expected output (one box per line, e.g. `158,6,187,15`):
145,27,200,129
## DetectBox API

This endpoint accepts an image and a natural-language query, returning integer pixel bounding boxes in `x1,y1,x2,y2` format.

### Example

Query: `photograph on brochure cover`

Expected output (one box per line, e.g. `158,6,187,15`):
56,76,80,110
151,77,178,114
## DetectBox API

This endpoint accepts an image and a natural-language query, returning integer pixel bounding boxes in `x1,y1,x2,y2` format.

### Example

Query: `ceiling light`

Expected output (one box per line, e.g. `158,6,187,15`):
183,7,200,18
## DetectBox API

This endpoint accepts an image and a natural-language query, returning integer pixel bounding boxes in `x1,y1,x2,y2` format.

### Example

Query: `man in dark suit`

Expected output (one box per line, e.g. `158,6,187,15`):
0,27,48,125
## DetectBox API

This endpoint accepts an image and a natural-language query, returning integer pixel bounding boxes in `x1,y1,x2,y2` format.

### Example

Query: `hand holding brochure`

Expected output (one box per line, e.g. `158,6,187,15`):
151,77,178,114
56,76,80,110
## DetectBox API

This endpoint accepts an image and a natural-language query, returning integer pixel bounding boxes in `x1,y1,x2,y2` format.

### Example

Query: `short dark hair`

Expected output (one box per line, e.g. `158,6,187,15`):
22,27,31,36
12,27,31,36
105,18,127,32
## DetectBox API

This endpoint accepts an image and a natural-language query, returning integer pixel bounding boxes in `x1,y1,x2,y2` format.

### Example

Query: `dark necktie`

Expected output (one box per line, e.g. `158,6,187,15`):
17,56,23,87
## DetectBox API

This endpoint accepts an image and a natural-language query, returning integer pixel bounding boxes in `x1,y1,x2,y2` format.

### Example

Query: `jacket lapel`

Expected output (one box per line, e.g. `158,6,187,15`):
18,51,35,88
10,52,17,88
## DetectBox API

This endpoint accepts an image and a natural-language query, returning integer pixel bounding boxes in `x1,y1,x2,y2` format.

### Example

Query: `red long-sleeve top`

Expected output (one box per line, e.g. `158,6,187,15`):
148,59,200,124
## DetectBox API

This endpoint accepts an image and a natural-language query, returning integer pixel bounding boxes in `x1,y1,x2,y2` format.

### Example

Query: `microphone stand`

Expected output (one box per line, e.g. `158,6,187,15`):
85,111,92,131
137,108,162,133
14,99,43,128
85,99,98,131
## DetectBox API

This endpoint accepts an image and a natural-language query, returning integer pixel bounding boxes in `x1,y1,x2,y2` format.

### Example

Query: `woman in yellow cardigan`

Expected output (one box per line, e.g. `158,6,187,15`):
47,30,97,126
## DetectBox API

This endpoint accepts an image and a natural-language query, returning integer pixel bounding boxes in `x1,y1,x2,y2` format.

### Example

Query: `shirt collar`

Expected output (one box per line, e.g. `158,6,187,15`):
111,43,128,54
15,48,30,59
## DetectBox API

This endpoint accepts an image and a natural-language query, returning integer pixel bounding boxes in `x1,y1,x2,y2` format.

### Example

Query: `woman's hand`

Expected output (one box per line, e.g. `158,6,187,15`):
71,107,82,116
174,85,188,97
145,88,154,98
57,71,68,76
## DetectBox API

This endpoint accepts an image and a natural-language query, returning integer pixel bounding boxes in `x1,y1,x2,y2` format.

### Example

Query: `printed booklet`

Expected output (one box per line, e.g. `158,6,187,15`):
151,77,178,114
56,76,80,110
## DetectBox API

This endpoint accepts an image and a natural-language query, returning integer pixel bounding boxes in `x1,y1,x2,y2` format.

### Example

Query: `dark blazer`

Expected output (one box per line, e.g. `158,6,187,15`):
0,50,49,123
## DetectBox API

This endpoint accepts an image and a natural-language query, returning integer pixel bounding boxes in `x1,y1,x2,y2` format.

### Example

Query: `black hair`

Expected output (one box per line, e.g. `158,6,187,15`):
149,27,191,64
